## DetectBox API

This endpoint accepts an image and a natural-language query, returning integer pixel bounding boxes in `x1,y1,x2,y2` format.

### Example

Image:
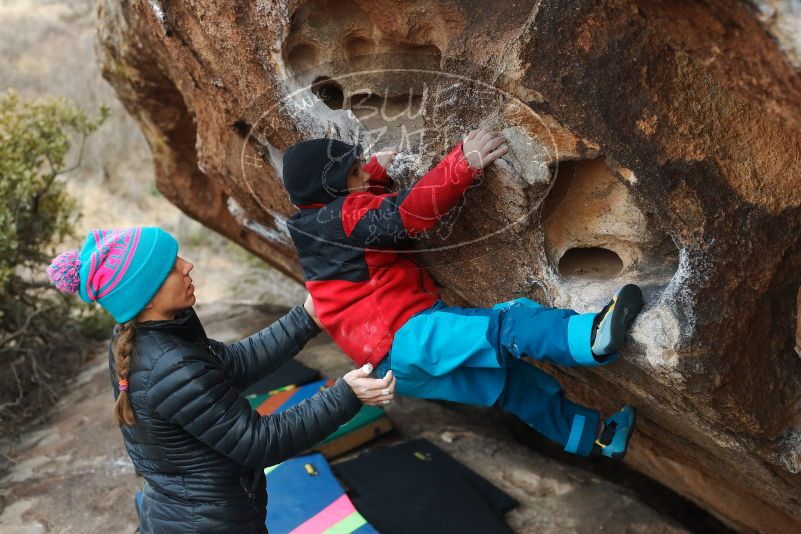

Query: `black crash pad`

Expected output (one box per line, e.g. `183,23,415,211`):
332,438,518,534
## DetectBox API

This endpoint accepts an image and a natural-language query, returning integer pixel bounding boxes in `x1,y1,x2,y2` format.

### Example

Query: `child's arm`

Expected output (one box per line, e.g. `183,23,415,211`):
362,146,398,193
341,129,506,248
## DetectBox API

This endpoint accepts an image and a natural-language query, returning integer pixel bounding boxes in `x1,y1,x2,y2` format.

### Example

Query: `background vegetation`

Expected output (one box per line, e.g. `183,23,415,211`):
0,89,112,441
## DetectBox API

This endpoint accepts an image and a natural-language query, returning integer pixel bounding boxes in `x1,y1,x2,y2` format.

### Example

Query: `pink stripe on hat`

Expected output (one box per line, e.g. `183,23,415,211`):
86,228,142,302
95,228,141,299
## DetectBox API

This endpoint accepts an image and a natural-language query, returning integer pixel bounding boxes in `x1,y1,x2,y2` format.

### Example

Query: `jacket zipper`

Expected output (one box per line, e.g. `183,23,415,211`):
203,341,223,367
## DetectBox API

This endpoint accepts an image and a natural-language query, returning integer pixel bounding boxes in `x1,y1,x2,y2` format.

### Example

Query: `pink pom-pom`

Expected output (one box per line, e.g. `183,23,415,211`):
47,250,81,294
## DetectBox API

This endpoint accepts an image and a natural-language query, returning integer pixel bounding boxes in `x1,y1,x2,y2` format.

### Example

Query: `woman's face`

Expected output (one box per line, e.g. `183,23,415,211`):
142,256,196,319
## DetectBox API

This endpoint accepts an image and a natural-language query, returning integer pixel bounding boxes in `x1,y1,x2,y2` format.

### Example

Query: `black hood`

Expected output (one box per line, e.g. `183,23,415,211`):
282,138,362,205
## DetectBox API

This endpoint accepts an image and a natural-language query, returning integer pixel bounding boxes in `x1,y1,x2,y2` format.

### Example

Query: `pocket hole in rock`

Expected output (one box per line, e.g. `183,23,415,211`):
287,43,320,72
311,76,344,110
558,247,624,280
346,36,374,58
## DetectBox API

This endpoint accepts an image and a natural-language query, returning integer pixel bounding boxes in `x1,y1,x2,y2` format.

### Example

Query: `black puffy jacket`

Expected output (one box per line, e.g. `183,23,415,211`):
108,306,362,533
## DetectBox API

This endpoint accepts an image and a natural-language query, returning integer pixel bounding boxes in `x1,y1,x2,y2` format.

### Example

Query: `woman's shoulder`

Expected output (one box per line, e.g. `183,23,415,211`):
134,328,206,366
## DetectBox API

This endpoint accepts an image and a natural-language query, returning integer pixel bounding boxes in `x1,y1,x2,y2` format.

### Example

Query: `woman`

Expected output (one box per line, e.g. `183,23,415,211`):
47,226,396,533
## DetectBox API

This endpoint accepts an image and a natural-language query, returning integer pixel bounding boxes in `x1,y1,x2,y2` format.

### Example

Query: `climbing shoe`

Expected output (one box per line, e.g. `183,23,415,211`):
590,284,643,356
591,405,637,460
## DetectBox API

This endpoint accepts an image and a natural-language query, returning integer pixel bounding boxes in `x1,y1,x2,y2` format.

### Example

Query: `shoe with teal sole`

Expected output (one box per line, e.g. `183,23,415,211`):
592,405,637,460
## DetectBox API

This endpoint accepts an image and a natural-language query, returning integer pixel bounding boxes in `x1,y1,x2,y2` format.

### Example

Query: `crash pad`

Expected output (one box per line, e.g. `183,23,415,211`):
265,453,379,534
332,439,518,534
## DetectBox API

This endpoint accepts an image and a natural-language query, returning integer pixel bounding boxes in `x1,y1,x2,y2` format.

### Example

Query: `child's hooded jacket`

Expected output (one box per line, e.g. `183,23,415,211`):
283,138,482,367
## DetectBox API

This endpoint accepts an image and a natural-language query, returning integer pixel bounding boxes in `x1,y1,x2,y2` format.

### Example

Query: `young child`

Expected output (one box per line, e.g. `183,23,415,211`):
282,129,643,459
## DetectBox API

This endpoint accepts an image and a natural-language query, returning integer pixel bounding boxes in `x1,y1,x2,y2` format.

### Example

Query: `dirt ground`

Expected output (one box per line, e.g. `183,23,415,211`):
0,301,700,534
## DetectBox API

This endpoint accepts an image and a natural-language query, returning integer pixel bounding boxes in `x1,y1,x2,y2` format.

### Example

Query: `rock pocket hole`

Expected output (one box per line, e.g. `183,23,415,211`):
311,77,344,110
541,157,678,285
287,43,320,72
558,247,624,280
346,36,374,58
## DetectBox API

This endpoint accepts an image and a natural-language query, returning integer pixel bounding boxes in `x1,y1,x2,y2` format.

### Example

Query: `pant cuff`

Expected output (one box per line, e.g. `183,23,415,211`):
566,312,617,366
563,408,601,457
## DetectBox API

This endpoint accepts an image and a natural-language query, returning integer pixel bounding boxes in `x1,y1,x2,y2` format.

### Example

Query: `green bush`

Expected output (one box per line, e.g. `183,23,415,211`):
0,89,110,439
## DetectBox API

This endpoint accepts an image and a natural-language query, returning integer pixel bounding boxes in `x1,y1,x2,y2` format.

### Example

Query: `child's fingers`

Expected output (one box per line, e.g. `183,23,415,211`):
465,129,478,142
486,144,509,162
481,135,506,153
468,128,489,144
474,128,493,143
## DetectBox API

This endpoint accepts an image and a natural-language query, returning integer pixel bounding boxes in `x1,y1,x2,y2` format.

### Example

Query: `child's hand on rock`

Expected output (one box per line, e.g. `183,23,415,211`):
343,364,396,405
374,145,399,168
462,128,507,170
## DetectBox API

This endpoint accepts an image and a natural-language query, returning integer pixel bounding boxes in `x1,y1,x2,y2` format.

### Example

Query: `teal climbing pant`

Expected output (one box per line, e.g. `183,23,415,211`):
375,297,614,457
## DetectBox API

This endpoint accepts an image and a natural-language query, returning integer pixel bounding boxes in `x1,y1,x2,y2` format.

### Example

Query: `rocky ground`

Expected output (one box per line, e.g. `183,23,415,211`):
0,301,730,534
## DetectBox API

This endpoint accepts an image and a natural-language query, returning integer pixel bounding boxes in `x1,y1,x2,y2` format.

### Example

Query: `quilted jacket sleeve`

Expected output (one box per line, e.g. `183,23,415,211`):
147,348,361,469
206,305,321,391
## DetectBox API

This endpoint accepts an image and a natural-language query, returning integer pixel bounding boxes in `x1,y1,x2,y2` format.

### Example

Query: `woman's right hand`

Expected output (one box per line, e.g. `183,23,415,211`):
343,364,396,406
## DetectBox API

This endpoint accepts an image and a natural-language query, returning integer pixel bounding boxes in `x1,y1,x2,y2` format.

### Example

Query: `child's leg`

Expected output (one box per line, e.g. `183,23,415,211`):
384,288,640,406
384,297,605,407
490,297,613,368
385,303,509,407
496,358,601,457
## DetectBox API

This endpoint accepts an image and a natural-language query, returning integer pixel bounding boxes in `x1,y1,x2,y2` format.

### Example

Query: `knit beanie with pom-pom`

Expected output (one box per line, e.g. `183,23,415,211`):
47,227,178,323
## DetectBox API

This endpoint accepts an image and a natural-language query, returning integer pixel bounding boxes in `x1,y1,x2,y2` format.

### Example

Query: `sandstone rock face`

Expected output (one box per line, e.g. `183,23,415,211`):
97,1,801,531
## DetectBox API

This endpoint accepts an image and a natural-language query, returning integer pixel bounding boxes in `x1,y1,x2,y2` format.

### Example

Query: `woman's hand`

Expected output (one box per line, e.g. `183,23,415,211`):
462,128,507,170
343,364,396,406
303,293,323,329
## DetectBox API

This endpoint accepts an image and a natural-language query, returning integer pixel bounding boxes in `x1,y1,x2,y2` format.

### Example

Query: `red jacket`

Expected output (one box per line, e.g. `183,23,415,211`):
285,142,482,367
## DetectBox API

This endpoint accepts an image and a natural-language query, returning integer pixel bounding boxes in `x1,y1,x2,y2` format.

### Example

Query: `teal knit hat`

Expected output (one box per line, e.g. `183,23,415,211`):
47,227,179,323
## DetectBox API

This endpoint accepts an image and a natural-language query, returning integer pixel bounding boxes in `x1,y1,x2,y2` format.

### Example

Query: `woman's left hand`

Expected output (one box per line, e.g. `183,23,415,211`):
343,365,396,406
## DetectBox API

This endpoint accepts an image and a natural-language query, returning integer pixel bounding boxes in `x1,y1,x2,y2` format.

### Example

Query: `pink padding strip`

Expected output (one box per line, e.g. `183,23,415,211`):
290,495,356,534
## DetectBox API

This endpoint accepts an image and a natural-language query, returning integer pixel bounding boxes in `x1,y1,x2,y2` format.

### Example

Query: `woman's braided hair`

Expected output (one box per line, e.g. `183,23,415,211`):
112,320,137,426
